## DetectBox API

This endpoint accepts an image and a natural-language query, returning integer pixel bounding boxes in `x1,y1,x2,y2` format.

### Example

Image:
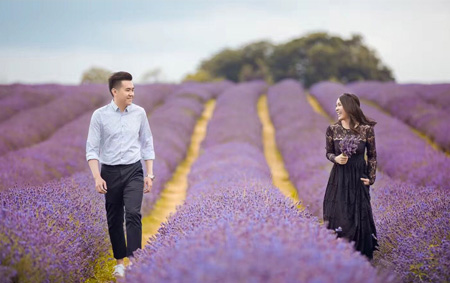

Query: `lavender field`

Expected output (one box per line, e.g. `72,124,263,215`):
0,80,448,282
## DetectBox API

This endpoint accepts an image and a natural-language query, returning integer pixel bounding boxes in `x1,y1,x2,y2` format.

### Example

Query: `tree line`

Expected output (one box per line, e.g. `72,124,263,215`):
184,32,394,87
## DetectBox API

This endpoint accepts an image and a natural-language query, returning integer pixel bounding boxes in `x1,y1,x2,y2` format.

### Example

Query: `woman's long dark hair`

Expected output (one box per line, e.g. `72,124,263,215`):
337,93,376,133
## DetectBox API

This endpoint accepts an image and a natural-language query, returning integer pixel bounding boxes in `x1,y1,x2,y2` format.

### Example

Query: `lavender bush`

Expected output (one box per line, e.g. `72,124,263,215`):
140,83,225,215
0,84,106,155
123,81,392,282
0,84,171,191
0,84,67,123
1,79,446,282
310,81,450,188
309,81,450,281
0,82,230,281
0,173,109,282
370,173,450,282
347,81,450,151
405,83,450,111
201,81,267,149
267,79,331,216
171,80,234,102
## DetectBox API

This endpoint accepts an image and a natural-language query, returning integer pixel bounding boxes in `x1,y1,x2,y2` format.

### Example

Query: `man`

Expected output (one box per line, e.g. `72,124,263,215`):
86,71,155,278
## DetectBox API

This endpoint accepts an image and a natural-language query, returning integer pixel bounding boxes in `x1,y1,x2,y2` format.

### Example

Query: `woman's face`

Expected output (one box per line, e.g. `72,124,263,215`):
335,98,348,121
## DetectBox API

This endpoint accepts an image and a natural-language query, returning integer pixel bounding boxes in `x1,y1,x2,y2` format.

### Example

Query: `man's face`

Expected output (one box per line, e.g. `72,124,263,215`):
113,80,134,107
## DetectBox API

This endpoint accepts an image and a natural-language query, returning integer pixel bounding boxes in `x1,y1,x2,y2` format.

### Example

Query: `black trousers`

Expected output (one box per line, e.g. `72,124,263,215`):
101,160,144,259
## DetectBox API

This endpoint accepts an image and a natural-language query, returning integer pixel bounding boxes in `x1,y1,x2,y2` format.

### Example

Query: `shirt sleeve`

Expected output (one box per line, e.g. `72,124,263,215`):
366,126,377,185
326,126,336,163
86,111,101,161
140,110,155,160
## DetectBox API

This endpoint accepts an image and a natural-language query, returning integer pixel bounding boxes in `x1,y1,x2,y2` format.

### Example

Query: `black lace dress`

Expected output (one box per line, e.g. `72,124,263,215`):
323,122,379,260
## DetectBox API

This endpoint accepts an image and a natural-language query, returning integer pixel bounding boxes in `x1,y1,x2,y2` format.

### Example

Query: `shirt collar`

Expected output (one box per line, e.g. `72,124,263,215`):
110,99,132,112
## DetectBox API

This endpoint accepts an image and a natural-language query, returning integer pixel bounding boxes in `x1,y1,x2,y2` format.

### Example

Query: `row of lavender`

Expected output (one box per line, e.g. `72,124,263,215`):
0,84,72,123
0,84,108,155
0,82,229,282
294,81,448,281
0,82,234,192
266,79,331,216
141,81,232,215
413,83,450,108
393,83,450,109
310,81,450,189
0,84,171,191
347,81,450,151
123,82,391,282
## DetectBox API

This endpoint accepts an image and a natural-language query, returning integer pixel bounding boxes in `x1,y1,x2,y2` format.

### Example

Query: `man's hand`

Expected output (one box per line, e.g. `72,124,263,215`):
88,160,107,194
334,154,348,165
95,176,108,194
144,177,153,194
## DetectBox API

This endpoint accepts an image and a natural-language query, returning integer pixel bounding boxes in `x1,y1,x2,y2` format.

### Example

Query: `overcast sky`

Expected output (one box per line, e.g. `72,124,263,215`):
1,0,449,84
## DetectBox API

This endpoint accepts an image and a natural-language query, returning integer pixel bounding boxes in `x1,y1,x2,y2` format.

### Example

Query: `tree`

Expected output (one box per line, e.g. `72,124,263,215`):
80,67,112,84
192,32,394,87
269,32,394,87
200,48,243,82
199,41,275,83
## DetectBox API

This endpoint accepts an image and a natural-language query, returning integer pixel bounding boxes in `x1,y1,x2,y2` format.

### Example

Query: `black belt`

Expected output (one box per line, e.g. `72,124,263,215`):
101,160,141,168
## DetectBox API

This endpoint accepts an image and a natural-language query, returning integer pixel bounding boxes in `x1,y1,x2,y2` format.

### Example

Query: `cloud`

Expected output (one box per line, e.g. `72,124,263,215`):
1,1,450,83
0,48,201,84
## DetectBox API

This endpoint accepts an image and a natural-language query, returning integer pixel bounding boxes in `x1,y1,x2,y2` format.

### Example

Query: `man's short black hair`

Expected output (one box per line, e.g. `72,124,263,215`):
108,71,133,96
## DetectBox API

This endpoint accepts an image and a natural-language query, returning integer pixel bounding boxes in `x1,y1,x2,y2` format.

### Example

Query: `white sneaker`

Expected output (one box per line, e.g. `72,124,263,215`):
113,264,125,278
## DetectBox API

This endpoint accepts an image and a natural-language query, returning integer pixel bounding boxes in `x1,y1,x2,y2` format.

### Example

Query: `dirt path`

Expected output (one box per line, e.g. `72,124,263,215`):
141,99,216,245
257,95,302,208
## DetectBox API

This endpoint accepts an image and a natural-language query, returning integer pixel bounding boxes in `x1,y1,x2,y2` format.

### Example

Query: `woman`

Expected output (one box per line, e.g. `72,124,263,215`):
323,93,379,260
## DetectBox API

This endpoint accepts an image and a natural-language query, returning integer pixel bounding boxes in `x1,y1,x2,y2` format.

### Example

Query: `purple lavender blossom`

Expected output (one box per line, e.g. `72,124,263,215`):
267,79,331,216
0,84,107,155
347,81,450,151
339,135,360,158
0,84,171,191
0,84,64,123
1,79,447,282
0,173,110,282
309,81,450,281
0,82,228,281
309,81,450,188
123,81,393,283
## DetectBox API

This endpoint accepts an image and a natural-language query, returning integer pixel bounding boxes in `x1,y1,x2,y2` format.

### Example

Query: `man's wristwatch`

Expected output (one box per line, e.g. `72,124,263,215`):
146,174,155,181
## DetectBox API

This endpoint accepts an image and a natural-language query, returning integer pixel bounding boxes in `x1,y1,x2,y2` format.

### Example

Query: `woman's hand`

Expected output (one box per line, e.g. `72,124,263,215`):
334,154,348,165
360,178,370,186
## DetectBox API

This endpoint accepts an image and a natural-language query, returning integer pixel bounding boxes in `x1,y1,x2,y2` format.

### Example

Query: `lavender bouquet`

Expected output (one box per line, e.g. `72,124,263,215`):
339,135,360,158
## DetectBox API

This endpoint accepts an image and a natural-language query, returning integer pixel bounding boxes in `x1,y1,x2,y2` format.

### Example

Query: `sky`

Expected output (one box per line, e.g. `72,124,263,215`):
1,0,449,84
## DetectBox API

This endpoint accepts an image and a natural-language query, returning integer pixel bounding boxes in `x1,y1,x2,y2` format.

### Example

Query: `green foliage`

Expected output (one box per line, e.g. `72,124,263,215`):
80,67,112,84
199,41,275,83
183,69,223,82
194,32,394,87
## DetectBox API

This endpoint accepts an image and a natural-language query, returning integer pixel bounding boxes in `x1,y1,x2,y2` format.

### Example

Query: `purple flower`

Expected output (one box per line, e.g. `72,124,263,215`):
124,81,391,283
309,80,450,281
339,135,360,158
309,81,450,188
0,82,229,281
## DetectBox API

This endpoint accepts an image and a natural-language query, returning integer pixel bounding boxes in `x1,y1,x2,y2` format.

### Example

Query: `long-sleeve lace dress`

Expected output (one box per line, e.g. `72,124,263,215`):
323,122,379,260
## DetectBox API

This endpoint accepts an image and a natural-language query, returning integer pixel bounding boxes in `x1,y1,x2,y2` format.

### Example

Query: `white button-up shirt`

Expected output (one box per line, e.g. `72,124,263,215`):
86,99,155,165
